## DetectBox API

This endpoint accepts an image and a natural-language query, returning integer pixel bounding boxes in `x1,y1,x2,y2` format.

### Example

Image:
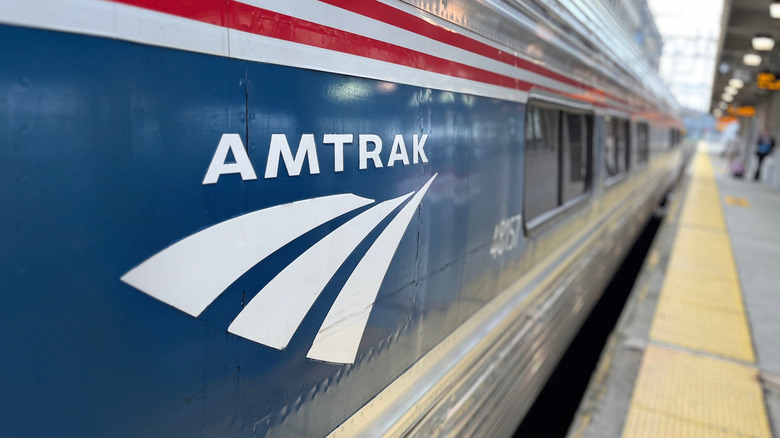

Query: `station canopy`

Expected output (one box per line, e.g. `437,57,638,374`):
711,0,780,115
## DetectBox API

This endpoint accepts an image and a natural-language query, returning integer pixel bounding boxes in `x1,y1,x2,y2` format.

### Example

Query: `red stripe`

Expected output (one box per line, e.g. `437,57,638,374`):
110,0,535,92
106,0,624,108
316,0,625,105
111,0,228,26
228,2,530,92
318,0,576,86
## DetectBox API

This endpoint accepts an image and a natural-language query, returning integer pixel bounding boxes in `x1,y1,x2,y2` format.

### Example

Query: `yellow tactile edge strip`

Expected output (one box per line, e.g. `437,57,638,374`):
623,148,772,438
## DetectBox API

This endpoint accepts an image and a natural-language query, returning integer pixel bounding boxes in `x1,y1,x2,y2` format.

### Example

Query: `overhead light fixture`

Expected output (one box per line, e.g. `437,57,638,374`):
719,102,728,110
744,53,762,66
714,109,723,118
729,78,744,89
725,85,738,95
721,93,734,102
771,1,780,19
752,35,775,51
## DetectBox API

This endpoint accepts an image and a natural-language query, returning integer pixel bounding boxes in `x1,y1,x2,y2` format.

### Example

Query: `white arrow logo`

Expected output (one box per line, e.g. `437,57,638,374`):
121,174,436,364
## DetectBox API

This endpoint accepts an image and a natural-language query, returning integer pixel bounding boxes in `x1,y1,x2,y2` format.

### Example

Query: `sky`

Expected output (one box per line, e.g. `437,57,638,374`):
647,0,725,112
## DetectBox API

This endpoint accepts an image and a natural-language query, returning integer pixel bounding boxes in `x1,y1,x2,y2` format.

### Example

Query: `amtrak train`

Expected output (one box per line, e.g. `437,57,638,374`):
0,0,685,436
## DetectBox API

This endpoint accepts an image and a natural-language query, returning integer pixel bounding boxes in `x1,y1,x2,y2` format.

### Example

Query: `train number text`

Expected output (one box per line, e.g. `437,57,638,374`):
490,214,522,258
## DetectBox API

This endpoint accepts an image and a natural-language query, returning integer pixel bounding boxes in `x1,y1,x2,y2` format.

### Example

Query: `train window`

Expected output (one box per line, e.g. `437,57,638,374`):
636,122,649,164
659,126,669,151
604,117,617,175
525,106,559,151
670,128,681,148
562,113,590,202
604,116,629,180
616,118,629,172
524,102,592,226
524,106,560,221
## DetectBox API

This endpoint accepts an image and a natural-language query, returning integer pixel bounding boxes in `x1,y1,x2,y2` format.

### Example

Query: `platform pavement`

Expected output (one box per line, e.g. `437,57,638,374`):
566,142,780,438
713,151,780,437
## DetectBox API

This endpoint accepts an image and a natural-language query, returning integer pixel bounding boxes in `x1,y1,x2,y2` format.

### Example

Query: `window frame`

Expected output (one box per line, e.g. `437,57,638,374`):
523,96,594,233
634,120,650,168
670,128,682,149
603,113,632,187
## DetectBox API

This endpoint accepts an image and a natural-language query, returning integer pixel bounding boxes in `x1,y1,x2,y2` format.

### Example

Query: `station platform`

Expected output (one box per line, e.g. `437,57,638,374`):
568,142,780,438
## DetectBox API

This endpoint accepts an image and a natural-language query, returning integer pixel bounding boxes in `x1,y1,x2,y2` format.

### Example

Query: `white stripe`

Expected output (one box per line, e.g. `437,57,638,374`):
121,194,372,317
605,97,633,113
227,191,413,350
240,0,583,96
1,0,229,57
227,29,530,103
0,0,624,106
1,0,526,102
307,175,437,364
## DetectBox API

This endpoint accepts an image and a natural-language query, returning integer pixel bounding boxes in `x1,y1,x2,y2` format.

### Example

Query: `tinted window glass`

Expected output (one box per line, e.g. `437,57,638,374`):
562,113,588,202
616,119,629,173
604,117,617,176
605,117,629,179
524,107,560,221
637,122,649,164
670,128,681,149
525,106,559,152
524,103,592,225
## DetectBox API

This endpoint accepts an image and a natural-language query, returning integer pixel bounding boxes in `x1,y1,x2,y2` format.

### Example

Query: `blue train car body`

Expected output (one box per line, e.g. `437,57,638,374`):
0,1,684,436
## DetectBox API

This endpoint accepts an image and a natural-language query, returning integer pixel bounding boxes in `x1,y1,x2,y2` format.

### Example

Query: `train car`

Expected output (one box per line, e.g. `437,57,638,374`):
0,0,685,436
